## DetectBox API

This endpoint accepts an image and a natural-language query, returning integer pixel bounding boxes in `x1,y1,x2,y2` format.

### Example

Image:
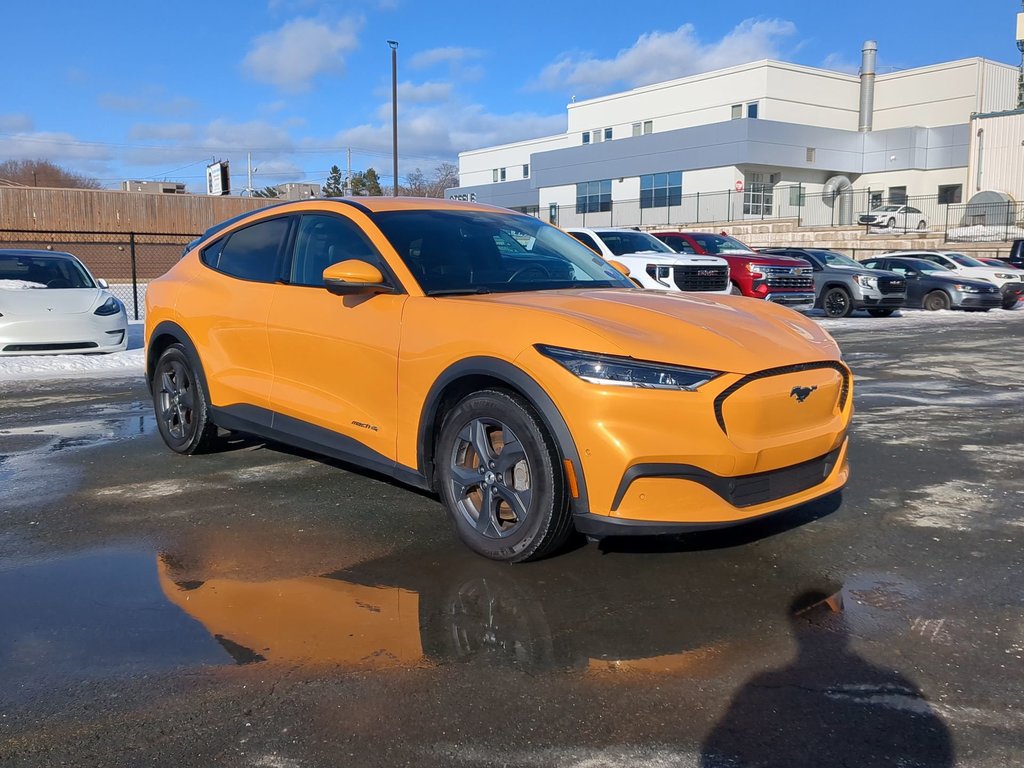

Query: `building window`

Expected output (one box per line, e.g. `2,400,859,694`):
499,167,506,182
522,164,529,179
632,122,642,137
548,203,558,225
603,127,613,141
806,147,816,163
747,102,759,119
643,120,653,135
743,172,774,216
582,131,591,145
789,186,806,206
938,184,962,204
492,169,499,183
575,180,612,214
731,104,743,120
869,191,883,209
640,171,683,209
888,186,907,204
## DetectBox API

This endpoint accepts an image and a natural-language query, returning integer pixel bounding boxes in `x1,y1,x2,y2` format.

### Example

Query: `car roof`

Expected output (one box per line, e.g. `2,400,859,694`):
0,249,78,260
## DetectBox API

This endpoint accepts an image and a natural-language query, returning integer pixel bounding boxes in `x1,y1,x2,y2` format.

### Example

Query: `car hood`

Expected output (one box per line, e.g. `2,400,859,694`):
464,289,840,373
0,287,104,315
614,253,727,267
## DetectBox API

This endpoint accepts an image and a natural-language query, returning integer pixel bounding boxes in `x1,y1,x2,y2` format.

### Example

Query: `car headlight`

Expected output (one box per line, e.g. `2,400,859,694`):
853,275,878,289
995,273,1016,280
94,297,123,316
536,345,722,391
954,284,981,293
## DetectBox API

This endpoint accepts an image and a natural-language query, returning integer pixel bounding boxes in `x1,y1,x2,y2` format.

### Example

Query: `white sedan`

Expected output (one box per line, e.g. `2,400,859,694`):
0,249,128,355
858,205,929,232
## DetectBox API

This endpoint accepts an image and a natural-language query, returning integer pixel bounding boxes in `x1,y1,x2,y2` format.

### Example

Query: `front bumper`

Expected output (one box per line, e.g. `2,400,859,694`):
0,312,128,355
955,294,1002,309
765,292,815,310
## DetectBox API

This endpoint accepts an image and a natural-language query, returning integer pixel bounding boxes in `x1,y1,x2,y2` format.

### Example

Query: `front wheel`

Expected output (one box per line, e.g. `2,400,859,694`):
822,287,853,318
917,220,927,231
436,390,572,563
152,344,219,454
923,290,951,311
729,282,743,296
866,308,895,317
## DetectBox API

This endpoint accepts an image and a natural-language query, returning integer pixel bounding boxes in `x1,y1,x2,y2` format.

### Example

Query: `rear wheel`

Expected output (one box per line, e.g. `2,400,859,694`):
436,390,572,563
887,217,897,230
867,308,895,317
152,344,219,454
923,290,951,311
822,287,853,318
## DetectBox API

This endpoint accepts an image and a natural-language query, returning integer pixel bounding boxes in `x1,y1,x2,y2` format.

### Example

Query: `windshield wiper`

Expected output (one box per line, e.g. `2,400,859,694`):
426,287,493,297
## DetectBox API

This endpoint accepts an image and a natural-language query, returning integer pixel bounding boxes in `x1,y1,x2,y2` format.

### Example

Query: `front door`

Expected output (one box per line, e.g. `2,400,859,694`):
267,212,406,463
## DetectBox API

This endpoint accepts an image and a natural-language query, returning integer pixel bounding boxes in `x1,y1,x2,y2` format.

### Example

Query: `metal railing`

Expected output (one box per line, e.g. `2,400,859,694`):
0,229,197,320
943,201,1024,243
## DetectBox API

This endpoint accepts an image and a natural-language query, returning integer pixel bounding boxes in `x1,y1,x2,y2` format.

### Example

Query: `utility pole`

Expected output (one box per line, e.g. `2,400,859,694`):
388,40,399,197
247,152,253,196
1017,2,1024,108
346,147,352,197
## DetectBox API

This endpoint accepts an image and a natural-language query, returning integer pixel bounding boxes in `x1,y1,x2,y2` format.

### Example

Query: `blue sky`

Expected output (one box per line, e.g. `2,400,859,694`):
1,1,1019,192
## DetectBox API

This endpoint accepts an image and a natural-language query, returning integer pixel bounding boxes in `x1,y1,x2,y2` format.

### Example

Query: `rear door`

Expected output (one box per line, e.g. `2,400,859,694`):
185,215,292,411
267,211,406,463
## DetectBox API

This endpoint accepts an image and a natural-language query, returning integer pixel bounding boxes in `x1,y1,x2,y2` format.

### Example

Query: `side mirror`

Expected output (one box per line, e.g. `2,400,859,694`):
97,278,110,289
322,260,393,295
607,260,632,278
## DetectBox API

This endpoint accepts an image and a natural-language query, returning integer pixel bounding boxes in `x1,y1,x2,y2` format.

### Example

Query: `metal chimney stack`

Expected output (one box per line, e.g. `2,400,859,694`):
859,40,877,132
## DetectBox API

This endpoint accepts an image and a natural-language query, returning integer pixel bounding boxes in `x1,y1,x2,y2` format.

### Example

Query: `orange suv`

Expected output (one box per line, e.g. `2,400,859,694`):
146,198,851,562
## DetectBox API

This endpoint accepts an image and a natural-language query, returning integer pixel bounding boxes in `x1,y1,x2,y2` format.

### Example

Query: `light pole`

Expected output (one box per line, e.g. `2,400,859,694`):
388,40,399,197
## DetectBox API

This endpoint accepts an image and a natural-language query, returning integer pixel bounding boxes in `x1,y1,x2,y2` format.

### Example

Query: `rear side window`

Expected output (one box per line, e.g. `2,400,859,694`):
289,214,383,287
569,232,602,253
202,217,290,282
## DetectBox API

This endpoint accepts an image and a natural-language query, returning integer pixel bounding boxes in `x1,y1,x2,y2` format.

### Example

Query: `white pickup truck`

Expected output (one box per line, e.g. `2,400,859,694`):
565,227,730,294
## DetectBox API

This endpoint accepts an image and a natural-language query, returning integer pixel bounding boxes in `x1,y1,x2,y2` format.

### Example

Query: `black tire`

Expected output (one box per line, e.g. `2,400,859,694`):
866,308,895,317
822,287,853,318
917,220,927,231
729,282,742,296
923,290,951,312
435,389,572,563
887,217,897,230
152,343,219,454
1002,295,1019,310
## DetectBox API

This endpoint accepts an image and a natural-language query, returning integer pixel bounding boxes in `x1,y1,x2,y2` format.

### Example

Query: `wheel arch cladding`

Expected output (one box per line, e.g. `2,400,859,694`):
147,321,209,397
417,357,590,516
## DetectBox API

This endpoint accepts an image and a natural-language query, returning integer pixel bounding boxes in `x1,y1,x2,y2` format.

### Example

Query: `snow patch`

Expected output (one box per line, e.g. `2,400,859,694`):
0,280,46,290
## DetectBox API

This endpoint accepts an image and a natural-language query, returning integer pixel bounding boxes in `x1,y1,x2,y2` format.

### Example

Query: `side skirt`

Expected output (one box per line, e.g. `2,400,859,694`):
209,403,431,492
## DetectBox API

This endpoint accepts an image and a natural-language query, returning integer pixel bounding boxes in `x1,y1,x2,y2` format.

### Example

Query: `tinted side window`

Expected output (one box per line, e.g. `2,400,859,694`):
671,238,697,254
210,218,290,282
290,214,383,287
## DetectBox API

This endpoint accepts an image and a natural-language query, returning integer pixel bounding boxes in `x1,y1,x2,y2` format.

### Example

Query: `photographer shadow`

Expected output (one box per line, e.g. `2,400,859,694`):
700,590,953,768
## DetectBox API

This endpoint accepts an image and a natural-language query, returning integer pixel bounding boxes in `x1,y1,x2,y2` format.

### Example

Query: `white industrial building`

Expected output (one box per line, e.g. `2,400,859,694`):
446,44,1019,230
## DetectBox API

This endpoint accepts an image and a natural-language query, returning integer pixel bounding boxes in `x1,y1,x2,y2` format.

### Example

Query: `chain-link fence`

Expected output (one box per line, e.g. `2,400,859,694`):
943,200,1024,243
0,230,197,320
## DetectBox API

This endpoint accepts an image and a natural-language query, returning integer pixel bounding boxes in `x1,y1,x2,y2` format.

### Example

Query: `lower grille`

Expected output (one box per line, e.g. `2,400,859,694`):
728,448,842,507
672,265,729,292
3,342,99,352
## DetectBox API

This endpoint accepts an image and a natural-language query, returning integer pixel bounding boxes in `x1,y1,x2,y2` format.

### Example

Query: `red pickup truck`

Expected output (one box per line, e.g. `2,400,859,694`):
651,231,815,310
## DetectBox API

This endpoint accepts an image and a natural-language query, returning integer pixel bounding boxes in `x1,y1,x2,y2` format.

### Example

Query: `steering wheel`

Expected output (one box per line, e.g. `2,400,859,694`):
507,265,552,282
46,278,72,288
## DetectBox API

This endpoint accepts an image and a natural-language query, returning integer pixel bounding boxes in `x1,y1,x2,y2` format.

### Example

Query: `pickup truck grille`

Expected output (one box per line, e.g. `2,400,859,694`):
762,265,814,291
672,265,730,292
879,276,906,294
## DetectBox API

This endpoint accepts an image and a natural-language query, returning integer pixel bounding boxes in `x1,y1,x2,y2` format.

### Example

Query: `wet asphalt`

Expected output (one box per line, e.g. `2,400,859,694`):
0,311,1022,768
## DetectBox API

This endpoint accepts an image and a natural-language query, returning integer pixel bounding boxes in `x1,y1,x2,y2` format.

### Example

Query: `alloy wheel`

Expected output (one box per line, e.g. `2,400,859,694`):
157,360,196,441
824,289,850,318
448,418,532,539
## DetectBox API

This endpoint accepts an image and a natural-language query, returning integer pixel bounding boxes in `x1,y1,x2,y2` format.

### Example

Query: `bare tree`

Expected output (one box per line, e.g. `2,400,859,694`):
396,162,460,197
0,159,101,189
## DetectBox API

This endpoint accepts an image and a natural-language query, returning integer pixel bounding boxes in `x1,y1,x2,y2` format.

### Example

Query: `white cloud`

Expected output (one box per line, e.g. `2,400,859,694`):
0,114,34,132
410,46,483,70
0,130,112,177
822,52,861,75
533,18,797,94
392,81,453,104
243,16,362,91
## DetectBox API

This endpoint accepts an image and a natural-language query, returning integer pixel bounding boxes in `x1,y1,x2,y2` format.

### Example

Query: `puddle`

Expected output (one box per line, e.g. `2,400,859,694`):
0,547,231,702
0,412,155,507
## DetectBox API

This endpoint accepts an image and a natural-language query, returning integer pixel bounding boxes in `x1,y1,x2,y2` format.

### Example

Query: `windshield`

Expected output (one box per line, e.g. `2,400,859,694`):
873,206,902,212
945,253,988,268
810,250,861,268
686,233,751,254
595,230,675,256
373,210,634,296
0,254,95,289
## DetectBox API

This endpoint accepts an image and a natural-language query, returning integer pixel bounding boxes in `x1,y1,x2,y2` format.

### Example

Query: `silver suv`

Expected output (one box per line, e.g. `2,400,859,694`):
761,248,907,318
